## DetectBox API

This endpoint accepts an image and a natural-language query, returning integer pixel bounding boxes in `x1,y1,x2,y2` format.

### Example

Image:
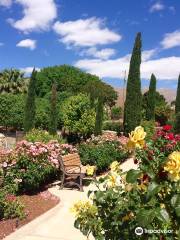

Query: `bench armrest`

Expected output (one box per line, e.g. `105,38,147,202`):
64,165,82,174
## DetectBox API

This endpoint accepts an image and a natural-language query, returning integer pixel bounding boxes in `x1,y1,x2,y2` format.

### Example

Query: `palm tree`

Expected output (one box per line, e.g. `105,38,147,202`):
0,68,28,94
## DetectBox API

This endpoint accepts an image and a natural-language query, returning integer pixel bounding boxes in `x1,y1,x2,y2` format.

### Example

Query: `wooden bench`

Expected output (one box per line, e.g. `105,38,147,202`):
58,153,96,191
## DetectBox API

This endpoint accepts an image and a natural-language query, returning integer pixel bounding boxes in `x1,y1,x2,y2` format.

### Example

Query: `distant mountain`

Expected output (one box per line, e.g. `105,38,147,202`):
115,88,176,107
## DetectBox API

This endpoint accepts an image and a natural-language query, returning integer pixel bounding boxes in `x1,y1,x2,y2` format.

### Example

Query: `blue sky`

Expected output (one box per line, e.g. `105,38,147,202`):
0,0,180,89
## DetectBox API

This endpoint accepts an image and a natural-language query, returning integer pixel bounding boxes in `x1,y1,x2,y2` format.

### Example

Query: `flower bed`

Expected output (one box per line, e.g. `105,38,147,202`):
73,126,180,240
0,140,77,222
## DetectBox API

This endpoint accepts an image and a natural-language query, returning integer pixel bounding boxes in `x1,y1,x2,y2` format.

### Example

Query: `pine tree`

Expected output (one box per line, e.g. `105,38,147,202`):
49,83,58,135
24,68,37,133
94,97,104,136
175,74,180,114
146,73,156,120
124,32,142,135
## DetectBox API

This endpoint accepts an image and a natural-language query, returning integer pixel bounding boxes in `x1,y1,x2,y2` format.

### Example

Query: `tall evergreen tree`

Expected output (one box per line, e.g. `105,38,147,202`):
175,74,180,114
49,83,58,135
94,97,104,136
146,73,156,120
24,68,37,132
123,32,142,135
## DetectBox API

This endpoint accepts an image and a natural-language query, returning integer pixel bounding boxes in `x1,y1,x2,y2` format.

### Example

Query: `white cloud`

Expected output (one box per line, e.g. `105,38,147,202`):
142,49,157,61
9,0,57,33
16,39,36,50
0,0,12,7
20,67,40,75
150,2,165,12
80,47,116,60
75,55,180,80
0,42,4,46
161,30,180,49
53,17,121,47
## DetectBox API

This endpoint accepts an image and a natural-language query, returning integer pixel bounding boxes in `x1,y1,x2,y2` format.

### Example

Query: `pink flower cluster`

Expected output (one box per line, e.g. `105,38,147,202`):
15,140,77,168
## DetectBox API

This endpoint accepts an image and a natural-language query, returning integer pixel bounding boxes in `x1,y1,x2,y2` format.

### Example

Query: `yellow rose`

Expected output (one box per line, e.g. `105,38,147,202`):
71,200,97,217
164,151,180,182
127,126,146,149
122,212,134,222
110,161,120,173
86,165,96,176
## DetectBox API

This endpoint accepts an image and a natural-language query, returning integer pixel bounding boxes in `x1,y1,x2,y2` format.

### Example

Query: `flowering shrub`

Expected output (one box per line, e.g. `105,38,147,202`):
1,140,77,193
0,190,24,220
73,126,180,240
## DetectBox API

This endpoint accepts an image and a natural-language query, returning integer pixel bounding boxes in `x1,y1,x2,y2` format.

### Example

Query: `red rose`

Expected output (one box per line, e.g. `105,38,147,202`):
165,133,174,141
163,125,172,131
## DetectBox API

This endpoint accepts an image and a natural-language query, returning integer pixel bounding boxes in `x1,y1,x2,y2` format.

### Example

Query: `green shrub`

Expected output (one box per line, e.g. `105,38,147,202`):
62,94,96,137
141,120,155,141
0,94,25,129
155,105,171,126
111,106,122,120
25,128,64,143
79,141,128,172
0,190,24,220
103,121,123,135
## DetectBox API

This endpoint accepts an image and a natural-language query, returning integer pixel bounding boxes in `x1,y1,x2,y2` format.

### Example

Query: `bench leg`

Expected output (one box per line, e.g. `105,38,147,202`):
80,174,84,192
60,173,65,189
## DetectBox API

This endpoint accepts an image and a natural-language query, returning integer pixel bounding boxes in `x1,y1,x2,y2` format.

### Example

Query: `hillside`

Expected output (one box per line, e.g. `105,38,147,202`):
115,88,176,107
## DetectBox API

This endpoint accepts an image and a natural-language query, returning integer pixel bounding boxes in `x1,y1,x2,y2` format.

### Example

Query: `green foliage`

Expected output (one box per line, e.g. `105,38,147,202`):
141,120,155,141
49,83,58,135
25,128,64,143
174,112,180,134
24,69,37,132
124,32,142,135
79,141,128,172
4,154,56,193
175,75,180,114
103,121,123,135
35,65,117,106
63,94,96,136
111,106,122,120
0,68,27,94
146,73,156,120
74,128,180,239
94,97,104,136
0,190,24,220
155,105,171,126
0,93,25,129
35,98,50,129
84,80,117,108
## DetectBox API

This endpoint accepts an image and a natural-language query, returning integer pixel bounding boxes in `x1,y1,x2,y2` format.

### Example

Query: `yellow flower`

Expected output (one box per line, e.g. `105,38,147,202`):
127,126,146,149
106,173,122,188
110,161,120,173
71,200,97,217
86,165,96,176
122,212,134,222
164,151,180,182
160,203,166,209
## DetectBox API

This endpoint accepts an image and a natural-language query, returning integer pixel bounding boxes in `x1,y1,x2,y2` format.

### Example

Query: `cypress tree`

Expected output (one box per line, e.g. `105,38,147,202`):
94,97,104,136
174,112,180,134
175,74,180,114
146,73,156,120
49,83,58,135
24,68,37,133
124,32,142,135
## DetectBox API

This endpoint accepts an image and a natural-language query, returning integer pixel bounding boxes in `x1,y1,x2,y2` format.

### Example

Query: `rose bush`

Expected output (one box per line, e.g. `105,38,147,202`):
73,126,180,240
0,140,77,193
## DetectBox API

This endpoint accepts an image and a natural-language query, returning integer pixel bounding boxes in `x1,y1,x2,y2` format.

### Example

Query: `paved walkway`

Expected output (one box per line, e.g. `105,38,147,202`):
5,158,137,240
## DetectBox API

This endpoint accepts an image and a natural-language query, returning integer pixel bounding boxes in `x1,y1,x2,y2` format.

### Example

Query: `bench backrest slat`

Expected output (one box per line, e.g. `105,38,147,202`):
61,153,81,171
